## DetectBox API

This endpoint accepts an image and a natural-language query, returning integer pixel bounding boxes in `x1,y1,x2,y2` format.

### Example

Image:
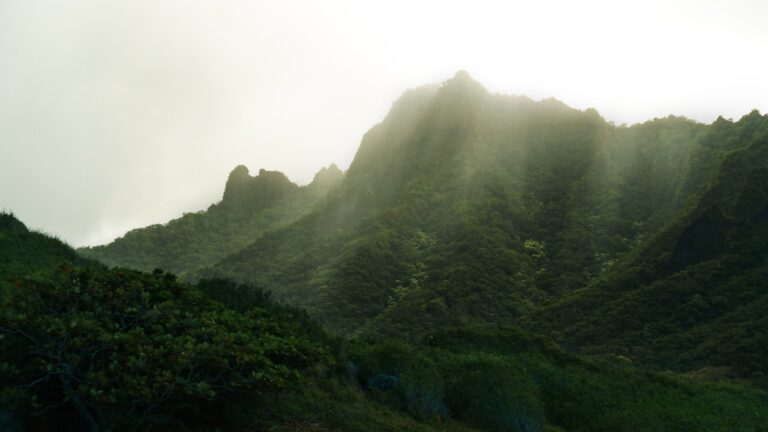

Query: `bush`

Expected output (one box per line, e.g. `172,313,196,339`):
348,340,446,420
0,266,328,431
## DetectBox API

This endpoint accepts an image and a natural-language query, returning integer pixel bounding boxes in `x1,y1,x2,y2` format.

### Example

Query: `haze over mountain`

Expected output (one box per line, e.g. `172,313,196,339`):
2,1,767,248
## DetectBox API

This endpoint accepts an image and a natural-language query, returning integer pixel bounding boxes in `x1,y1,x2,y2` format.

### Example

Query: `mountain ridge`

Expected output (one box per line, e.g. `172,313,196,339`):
79,163,343,277
78,73,768,385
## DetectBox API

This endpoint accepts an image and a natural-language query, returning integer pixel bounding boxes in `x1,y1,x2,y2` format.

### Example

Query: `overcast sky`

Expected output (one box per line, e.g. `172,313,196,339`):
1,0,767,247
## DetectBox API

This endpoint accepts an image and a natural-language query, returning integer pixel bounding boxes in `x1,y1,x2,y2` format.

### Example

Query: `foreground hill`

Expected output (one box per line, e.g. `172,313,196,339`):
1,214,461,431
4,213,768,431
0,212,96,277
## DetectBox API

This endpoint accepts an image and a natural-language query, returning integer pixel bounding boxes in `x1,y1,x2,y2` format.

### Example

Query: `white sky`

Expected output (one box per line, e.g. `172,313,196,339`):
1,0,767,246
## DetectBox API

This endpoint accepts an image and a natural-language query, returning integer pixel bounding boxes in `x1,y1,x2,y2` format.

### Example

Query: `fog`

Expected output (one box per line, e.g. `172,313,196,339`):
1,0,766,247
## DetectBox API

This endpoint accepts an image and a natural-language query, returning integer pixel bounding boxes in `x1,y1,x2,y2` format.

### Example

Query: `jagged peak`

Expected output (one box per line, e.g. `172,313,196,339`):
419,71,489,122
307,164,344,195
222,164,297,208
438,70,487,95
225,165,292,184
227,164,250,180
307,163,344,192
312,163,343,182
372,72,486,132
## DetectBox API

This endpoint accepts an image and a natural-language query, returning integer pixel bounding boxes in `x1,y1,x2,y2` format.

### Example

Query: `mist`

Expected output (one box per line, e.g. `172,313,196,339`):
1,0,766,247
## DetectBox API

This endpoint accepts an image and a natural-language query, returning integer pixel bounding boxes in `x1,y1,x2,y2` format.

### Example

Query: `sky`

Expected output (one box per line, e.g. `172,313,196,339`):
1,0,767,247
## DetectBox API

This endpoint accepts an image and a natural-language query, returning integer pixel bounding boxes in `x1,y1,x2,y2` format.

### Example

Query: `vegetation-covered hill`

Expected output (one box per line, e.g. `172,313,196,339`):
0,212,96,277
196,72,766,354
0,214,328,431
79,164,343,277
3,213,768,431
0,214,462,431
530,113,768,383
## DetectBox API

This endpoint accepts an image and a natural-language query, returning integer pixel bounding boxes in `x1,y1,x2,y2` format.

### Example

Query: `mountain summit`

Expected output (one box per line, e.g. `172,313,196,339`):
221,165,298,211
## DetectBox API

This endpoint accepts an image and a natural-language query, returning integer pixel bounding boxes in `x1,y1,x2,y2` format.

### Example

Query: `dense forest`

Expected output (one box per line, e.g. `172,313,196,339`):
3,72,768,430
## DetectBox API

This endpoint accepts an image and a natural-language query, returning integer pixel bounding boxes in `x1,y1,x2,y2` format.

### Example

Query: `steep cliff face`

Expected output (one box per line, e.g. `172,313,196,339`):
221,166,299,211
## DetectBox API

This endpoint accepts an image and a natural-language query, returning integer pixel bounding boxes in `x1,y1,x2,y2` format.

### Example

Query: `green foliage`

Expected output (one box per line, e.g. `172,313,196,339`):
224,377,479,432
532,120,768,382
0,266,329,431
347,327,768,432
348,340,446,420
440,354,543,431
4,206,768,431
42,74,768,429
0,212,94,277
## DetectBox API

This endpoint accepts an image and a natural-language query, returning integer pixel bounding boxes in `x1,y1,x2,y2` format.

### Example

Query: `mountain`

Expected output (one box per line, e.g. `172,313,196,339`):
197,72,743,336
6,69,768,429
79,72,768,386
79,163,343,277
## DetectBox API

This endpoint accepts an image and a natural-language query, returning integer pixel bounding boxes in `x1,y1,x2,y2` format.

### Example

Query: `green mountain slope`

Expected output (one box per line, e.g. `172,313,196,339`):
79,164,343,277
529,112,768,383
199,72,741,339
